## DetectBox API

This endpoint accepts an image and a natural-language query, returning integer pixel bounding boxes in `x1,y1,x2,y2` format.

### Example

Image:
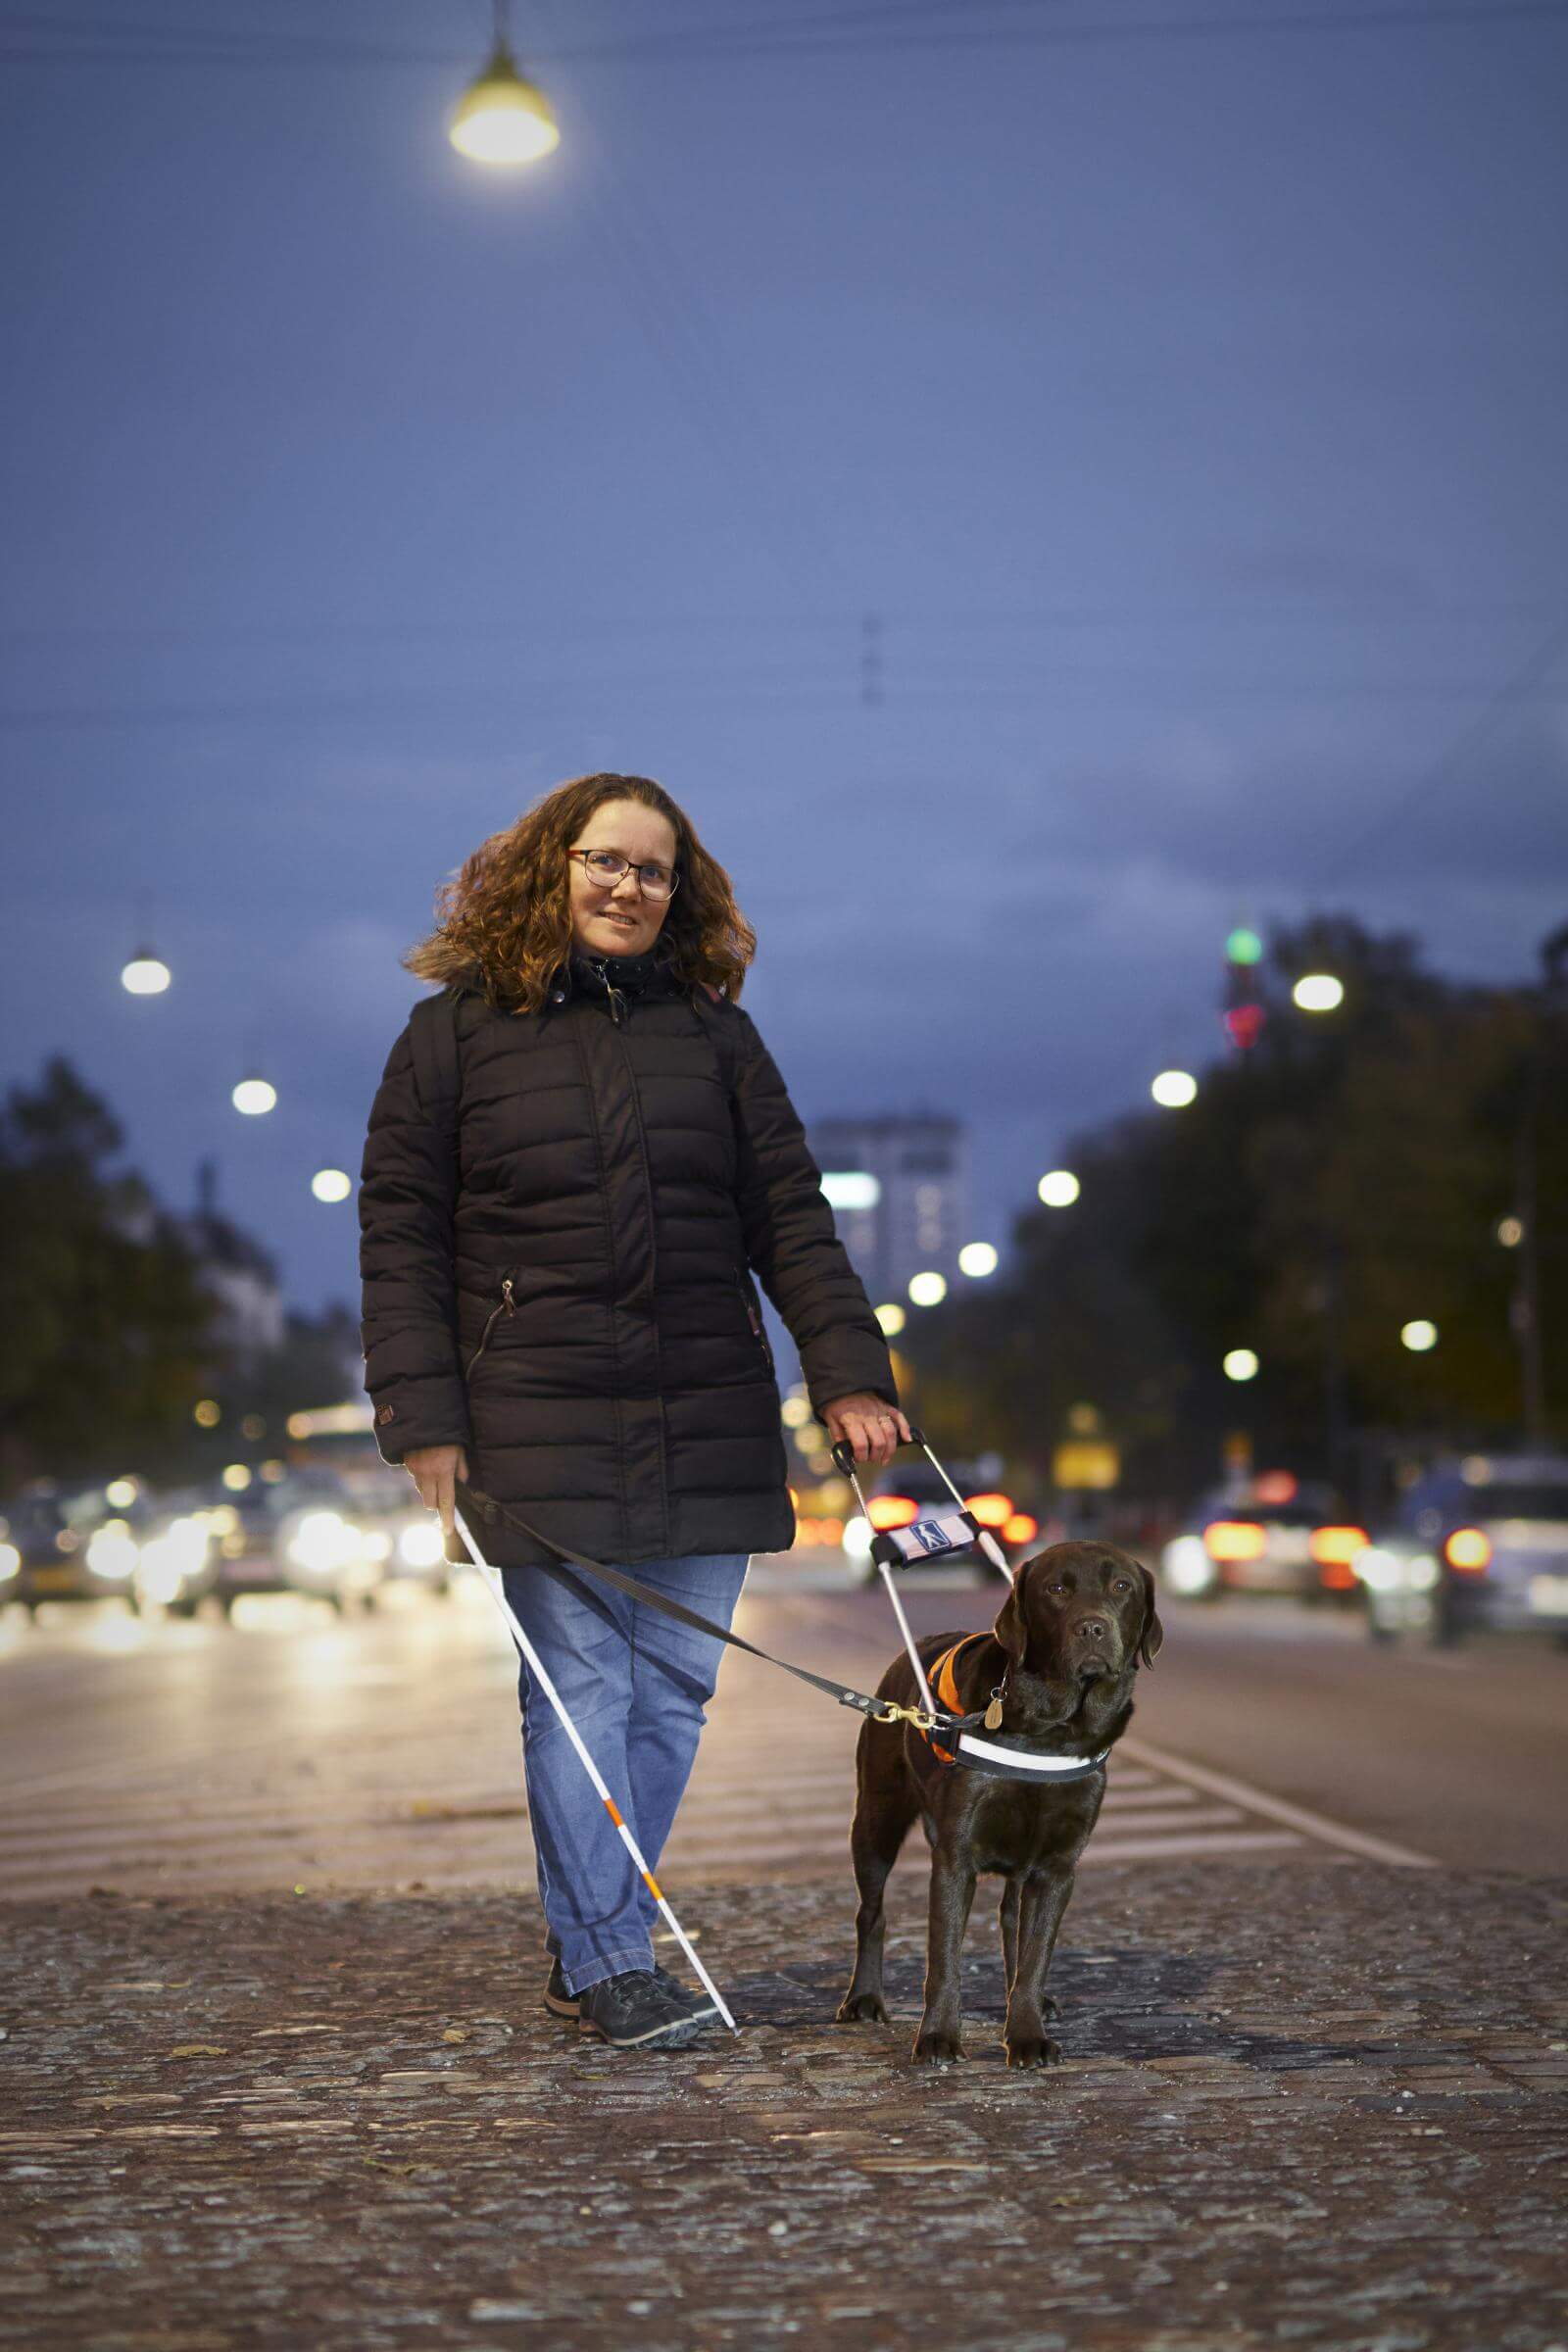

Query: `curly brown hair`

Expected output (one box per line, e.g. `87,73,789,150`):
403,773,757,1014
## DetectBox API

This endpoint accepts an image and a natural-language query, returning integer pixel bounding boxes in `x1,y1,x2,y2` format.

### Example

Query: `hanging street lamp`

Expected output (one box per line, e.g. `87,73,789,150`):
450,2,561,168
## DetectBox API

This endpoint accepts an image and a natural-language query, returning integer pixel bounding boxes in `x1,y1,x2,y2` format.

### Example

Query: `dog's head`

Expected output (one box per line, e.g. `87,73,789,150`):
994,1542,1163,1691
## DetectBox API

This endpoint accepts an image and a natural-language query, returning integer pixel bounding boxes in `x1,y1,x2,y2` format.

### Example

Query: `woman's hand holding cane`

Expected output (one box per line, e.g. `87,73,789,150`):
403,1444,468,1542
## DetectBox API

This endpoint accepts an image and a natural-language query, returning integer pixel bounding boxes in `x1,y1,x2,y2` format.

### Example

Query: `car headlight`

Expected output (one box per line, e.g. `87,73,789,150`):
135,1537,189,1604
842,1515,872,1559
399,1522,446,1569
285,1510,362,1576
1161,1535,1217,1595
0,1543,19,1581
86,1521,139,1580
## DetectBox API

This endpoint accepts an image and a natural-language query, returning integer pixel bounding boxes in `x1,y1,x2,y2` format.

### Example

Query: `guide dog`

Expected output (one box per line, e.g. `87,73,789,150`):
837,1543,1163,2066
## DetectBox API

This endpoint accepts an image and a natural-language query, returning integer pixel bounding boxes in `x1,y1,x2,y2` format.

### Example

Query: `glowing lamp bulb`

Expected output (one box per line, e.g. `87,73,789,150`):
450,42,560,165
122,954,171,995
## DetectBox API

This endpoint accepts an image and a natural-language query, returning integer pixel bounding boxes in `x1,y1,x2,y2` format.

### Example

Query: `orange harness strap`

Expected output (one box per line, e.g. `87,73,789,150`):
923,1632,989,1765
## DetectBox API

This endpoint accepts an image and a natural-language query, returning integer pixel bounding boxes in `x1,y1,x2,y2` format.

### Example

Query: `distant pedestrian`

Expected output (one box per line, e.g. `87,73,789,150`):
359,772,907,2050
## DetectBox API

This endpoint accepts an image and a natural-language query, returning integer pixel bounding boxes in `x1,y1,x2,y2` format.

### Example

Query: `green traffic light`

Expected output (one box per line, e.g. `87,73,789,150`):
1226,926,1263,965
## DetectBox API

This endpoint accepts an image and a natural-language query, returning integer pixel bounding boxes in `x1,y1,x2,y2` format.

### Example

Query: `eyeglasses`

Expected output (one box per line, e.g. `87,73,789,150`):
569,847,680,901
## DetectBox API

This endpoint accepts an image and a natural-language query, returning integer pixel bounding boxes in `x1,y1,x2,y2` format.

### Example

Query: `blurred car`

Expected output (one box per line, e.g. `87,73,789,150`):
0,1481,154,1615
336,1463,454,1596
843,1458,1038,1587
129,1485,228,1615
1357,1453,1568,1647
1159,1473,1369,1603
204,1469,384,1616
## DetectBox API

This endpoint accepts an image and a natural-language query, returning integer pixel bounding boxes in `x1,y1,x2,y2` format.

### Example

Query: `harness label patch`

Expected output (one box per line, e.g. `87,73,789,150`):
905,1517,956,1555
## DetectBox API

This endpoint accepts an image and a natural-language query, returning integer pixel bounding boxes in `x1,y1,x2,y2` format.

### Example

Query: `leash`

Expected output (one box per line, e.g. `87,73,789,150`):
456,1454,1110,1782
455,1476,940,1736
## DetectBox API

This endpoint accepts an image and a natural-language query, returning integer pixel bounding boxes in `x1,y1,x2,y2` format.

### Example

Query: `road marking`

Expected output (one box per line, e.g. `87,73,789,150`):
1119,1736,1438,1869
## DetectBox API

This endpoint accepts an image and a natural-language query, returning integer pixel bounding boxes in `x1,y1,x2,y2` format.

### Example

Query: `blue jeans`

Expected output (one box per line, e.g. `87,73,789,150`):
499,1551,751,1995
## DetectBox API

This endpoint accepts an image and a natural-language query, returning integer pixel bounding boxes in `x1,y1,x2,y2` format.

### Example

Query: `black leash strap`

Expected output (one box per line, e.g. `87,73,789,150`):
457,1480,903,1726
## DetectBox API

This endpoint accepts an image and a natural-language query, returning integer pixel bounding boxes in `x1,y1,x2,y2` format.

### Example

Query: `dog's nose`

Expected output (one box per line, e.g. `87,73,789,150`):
1074,1615,1110,1644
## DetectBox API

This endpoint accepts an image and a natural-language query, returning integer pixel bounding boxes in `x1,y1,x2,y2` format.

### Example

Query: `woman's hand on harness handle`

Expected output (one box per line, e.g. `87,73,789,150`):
821,1395,912,1468
403,1444,469,1543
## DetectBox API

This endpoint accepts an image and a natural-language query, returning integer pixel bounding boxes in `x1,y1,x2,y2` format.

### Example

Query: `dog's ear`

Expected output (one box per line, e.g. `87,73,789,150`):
1136,1562,1164,1668
994,1555,1032,1662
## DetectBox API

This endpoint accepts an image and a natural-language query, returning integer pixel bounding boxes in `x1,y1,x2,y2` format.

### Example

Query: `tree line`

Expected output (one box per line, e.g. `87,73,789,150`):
900,917,1565,1512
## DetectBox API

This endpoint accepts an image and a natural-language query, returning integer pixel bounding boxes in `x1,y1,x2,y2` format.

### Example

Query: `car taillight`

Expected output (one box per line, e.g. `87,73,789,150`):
1310,1525,1370,1587
868,1495,917,1530
1002,1512,1038,1545
1445,1527,1492,1574
1203,1520,1268,1562
1310,1525,1369,1565
963,1493,1014,1528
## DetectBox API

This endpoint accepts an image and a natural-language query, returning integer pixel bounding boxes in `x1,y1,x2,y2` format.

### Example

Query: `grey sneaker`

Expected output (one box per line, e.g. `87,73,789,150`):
576,1968,718,2050
651,1964,722,2034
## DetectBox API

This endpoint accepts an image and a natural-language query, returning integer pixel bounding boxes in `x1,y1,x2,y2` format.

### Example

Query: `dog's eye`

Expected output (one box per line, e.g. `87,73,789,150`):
1112,1578,1131,1592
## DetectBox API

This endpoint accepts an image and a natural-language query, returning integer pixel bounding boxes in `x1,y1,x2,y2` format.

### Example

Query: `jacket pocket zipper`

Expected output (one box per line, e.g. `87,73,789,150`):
466,1273,516,1378
735,1269,774,1375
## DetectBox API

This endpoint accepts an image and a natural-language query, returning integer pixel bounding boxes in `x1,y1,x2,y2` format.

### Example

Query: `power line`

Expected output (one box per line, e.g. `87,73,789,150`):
1308,612,1568,889
3,0,1565,69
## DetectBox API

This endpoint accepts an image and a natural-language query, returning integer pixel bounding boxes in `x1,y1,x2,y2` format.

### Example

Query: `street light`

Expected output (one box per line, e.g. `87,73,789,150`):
312,1169,352,1203
232,1075,276,1116
957,1242,998,1277
1293,973,1345,1013
450,3,561,166
1400,1319,1439,1353
875,1301,906,1336
1223,1349,1259,1383
121,951,171,996
908,1271,947,1307
1152,1069,1198,1108
1038,1169,1080,1207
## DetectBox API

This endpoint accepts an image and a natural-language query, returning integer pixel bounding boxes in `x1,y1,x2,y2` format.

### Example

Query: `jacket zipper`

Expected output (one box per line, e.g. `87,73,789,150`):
735,1268,774,1374
466,1272,515,1378
587,957,627,1025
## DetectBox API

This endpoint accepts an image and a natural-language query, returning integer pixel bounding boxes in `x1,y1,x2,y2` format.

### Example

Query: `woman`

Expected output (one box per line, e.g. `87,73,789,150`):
359,772,909,2051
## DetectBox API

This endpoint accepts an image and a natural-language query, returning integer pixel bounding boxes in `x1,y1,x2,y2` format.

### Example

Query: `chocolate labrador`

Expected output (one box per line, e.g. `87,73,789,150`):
837,1542,1163,2067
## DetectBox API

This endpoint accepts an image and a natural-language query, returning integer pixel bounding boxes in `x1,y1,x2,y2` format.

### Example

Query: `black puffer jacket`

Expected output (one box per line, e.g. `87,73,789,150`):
358,938,899,1567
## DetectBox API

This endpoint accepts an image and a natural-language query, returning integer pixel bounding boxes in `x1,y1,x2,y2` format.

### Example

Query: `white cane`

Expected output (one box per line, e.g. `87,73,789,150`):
452,1506,738,2036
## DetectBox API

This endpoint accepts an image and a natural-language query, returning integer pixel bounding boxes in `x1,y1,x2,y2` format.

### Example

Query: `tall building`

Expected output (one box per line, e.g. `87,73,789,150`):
807,1111,970,1308
172,1158,286,1361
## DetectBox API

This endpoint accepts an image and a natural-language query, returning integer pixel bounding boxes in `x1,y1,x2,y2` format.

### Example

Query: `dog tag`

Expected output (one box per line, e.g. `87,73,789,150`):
984,1692,1004,1732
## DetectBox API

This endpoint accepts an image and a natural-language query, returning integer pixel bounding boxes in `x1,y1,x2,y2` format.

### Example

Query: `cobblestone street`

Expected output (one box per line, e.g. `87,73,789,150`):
4,1861,1565,2351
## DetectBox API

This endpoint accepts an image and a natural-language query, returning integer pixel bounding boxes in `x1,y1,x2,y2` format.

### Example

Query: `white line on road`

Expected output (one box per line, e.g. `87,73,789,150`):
1119,1736,1438,1869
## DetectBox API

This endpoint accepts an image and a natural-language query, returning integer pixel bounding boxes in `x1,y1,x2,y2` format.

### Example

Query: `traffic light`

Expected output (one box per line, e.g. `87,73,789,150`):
1221,925,1266,1052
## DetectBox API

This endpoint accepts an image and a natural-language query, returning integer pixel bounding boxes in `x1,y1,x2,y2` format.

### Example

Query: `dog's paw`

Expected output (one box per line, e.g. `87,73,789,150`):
911,2028,963,2066
836,1990,889,2026
1004,2035,1063,2070
1043,1993,1062,2020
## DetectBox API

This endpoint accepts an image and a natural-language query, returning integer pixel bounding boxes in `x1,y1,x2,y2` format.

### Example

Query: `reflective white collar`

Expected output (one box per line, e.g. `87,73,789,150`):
956,1731,1110,1776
